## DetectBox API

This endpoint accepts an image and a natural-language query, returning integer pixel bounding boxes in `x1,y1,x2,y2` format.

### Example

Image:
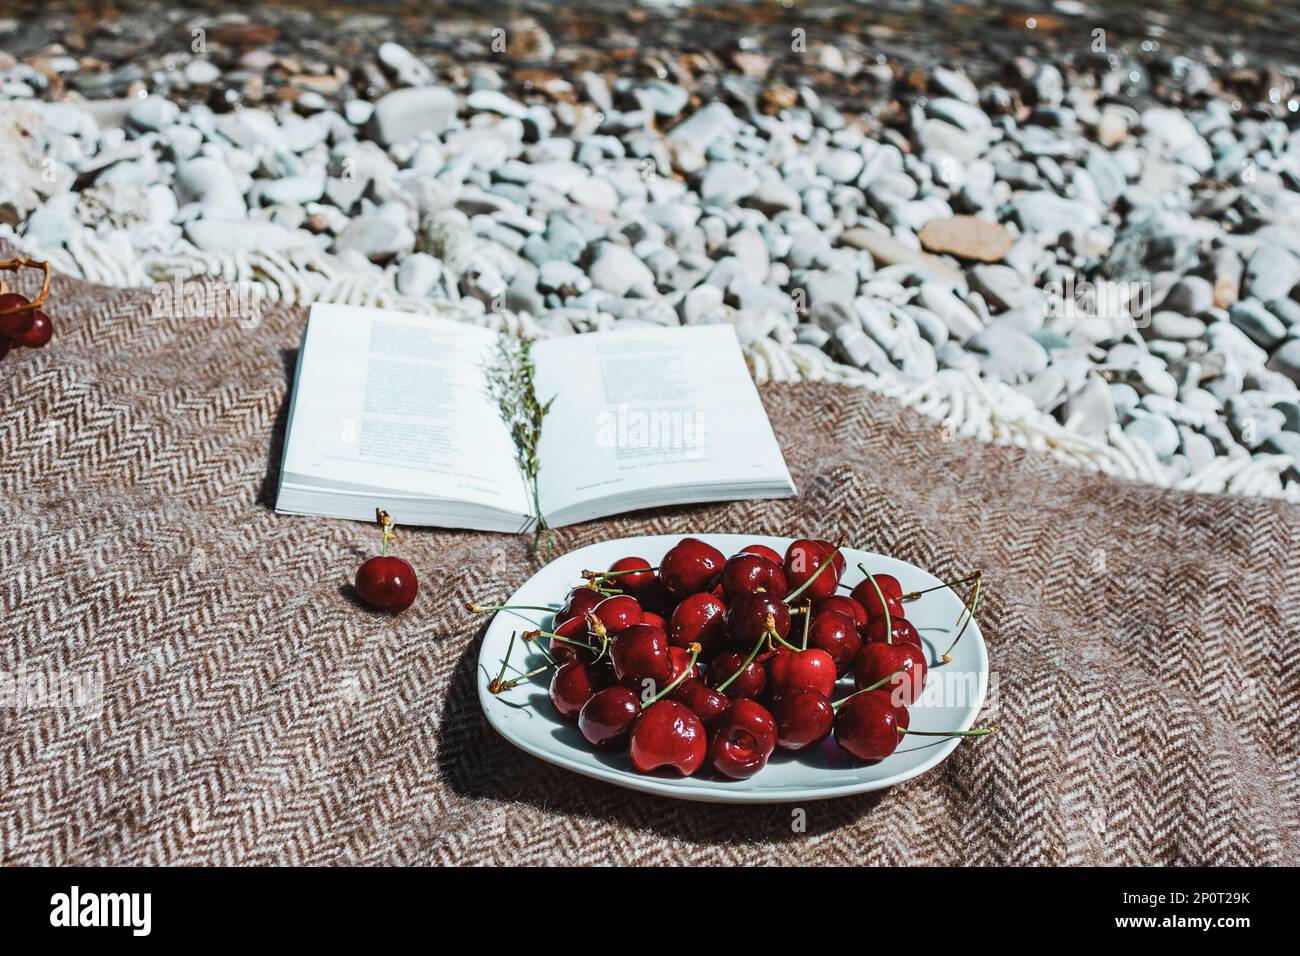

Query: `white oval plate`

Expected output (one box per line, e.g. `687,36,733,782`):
476,534,988,803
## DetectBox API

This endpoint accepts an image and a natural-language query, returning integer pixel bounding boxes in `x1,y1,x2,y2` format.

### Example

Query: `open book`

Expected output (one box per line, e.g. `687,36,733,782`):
275,304,796,531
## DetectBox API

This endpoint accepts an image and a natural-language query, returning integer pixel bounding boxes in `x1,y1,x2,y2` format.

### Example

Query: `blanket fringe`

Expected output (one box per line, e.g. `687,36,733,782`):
5,228,1297,503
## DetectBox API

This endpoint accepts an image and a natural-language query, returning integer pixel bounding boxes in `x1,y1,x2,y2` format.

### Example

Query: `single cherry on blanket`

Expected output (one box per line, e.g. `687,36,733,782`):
771,688,834,751
766,646,837,698
14,310,53,348
578,686,642,750
658,537,726,596
708,699,777,779
354,509,418,613
629,700,707,776
0,292,35,338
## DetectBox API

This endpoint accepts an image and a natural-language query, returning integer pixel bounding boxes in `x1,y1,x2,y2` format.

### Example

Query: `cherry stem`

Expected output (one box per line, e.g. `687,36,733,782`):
520,630,557,666
489,630,519,694
940,573,983,664
715,617,774,693
769,629,802,653
468,601,559,614
375,508,396,558
645,643,702,706
0,257,52,314
584,613,611,664
832,668,904,709
901,573,982,603
493,664,552,693
856,563,892,643
801,600,811,650
521,629,598,657
784,542,844,605
898,726,996,738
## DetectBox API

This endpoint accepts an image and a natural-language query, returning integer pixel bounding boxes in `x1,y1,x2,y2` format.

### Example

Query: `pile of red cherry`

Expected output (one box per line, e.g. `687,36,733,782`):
0,261,57,363
480,537,990,780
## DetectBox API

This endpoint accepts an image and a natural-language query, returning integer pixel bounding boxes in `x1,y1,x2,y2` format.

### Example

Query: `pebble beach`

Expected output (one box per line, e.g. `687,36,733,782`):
5,1,1300,498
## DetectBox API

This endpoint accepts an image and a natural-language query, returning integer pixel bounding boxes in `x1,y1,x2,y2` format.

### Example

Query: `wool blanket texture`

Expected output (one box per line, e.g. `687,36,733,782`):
1,258,1296,865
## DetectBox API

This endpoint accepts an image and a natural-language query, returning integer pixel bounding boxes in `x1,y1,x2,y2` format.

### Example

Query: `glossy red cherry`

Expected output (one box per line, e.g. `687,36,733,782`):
670,678,731,726
667,645,699,687
578,686,642,749
739,543,784,566
590,594,643,633
766,646,837,698
549,661,609,721
635,578,678,618
548,613,597,663
771,688,834,751
16,310,53,348
807,610,862,676
784,539,840,601
814,538,847,576
658,537,725,596
606,556,655,591
852,640,927,705
629,700,707,776
833,690,910,762
851,573,905,624
706,650,767,700
707,699,777,779
610,622,673,690
668,591,727,655
641,610,666,629
864,615,923,648
355,556,418,612
554,587,604,627
724,592,791,648
720,552,788,601
814,594,868,632
0,293,34,338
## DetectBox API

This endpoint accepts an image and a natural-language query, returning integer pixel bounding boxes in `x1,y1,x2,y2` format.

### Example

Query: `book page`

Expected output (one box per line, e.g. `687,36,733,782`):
280,304,530,516
532,324,793,521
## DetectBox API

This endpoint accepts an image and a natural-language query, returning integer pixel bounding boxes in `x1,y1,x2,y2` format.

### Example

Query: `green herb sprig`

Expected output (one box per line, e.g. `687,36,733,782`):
486,336,555,560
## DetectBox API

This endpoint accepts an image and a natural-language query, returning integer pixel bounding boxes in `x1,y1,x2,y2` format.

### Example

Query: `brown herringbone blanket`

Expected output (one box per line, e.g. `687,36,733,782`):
2,258,1297,866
